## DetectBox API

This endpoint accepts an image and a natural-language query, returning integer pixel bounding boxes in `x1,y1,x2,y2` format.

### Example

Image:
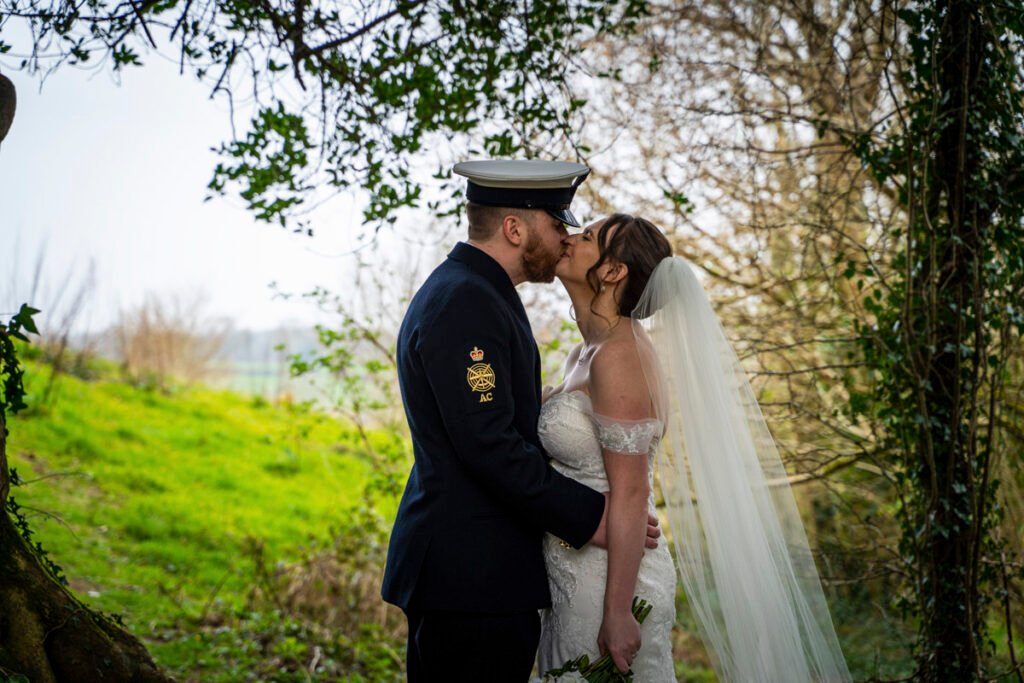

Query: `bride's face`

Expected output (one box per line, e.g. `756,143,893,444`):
555,218,616,285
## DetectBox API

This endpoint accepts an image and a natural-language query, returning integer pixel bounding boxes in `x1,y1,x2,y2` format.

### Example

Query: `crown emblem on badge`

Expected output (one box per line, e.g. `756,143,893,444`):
470,346,484,362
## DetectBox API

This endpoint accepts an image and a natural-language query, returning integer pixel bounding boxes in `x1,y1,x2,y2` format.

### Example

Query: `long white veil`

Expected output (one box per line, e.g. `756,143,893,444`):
631,256,851,683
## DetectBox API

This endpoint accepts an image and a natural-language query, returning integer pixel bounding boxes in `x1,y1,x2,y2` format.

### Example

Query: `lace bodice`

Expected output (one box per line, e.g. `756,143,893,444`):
538,390,661,491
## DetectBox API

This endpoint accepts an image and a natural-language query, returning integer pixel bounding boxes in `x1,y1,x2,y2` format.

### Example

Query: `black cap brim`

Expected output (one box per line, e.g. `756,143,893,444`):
546,207,581,227
464,180,585,227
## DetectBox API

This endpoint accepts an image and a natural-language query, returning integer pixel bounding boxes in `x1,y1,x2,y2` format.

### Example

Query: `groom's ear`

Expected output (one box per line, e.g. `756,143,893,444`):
501,213,526,247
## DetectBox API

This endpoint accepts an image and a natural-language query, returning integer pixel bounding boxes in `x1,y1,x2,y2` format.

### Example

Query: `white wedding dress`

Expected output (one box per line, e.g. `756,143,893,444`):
535,389,677,681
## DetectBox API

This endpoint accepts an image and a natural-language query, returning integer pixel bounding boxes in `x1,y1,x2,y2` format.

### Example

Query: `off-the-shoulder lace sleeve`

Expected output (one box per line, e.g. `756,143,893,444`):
591,413,663,455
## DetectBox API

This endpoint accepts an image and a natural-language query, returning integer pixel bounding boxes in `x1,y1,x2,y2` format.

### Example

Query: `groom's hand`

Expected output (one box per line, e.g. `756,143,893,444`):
589,492,661,549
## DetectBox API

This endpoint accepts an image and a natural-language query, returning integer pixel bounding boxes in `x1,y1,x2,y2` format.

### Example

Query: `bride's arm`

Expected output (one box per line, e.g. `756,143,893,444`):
590,340,652,673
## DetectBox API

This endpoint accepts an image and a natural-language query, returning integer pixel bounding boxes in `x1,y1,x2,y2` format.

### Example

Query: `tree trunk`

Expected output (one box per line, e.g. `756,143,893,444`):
916,0,989,678
0,411,173,682
0,72,15,143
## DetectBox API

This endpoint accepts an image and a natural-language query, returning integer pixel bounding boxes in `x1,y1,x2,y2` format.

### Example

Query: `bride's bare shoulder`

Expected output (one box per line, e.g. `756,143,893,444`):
588,337,650,417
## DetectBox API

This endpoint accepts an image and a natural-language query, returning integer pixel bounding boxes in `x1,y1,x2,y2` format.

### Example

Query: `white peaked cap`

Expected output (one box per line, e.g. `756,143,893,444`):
453,159,591,227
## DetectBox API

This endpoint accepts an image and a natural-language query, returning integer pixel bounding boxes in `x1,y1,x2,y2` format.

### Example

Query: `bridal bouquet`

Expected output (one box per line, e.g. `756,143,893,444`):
541,597,653,682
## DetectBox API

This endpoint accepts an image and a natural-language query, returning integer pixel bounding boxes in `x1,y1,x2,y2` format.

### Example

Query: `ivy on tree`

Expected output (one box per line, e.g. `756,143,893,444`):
824,1,1024,679
0,303,38,418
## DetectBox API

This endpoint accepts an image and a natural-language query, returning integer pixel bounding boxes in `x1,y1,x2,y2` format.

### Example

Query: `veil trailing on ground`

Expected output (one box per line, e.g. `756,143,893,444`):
631,256,851,683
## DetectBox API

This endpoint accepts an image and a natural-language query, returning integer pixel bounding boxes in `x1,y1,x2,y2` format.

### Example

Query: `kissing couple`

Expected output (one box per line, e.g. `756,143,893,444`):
381,160,852,682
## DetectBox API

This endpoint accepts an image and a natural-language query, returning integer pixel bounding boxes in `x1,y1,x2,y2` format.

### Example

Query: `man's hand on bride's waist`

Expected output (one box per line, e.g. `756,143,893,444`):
587,492,660,550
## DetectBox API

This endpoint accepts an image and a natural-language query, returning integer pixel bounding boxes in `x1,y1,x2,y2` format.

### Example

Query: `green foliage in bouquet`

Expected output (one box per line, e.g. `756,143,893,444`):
542,597,653,682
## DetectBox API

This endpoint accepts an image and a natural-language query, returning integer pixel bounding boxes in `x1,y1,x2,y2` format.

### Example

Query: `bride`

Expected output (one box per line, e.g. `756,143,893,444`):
536,214,852,682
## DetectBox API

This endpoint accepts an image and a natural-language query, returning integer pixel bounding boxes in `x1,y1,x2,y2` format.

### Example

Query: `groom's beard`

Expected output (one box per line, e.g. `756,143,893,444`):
521,229,561,283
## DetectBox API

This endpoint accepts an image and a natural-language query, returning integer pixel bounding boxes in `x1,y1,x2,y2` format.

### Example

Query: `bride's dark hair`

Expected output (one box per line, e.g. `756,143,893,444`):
586,213,673,317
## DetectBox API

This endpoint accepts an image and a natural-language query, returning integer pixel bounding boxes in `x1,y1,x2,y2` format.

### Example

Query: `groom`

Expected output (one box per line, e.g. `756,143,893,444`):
381,160,659,682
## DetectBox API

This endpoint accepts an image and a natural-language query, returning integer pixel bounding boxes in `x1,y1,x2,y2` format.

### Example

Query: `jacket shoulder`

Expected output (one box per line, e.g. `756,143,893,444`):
415,261,508,327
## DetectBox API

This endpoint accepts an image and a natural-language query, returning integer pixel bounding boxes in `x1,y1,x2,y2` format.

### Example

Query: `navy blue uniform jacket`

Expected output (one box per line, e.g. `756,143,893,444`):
381,242,605,613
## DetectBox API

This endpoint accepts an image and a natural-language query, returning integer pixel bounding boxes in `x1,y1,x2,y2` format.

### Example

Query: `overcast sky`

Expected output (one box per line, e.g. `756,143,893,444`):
0,44,452,335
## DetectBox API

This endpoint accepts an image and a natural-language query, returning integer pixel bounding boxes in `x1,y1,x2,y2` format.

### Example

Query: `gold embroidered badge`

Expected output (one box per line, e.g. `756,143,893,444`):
466,347,496,393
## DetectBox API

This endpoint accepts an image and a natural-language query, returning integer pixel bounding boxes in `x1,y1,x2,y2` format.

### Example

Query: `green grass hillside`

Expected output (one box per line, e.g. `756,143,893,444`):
6,359,403,680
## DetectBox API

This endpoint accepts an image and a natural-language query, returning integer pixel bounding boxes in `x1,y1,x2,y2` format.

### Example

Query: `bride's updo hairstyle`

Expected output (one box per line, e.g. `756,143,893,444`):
587,213,672,319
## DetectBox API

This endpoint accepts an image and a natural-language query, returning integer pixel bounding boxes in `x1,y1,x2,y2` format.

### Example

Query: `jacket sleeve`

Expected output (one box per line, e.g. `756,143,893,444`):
416,285,604,548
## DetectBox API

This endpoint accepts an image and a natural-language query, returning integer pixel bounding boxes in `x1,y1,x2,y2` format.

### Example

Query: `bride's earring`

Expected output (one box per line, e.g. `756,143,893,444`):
569,304,576,321
600,284,606,292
